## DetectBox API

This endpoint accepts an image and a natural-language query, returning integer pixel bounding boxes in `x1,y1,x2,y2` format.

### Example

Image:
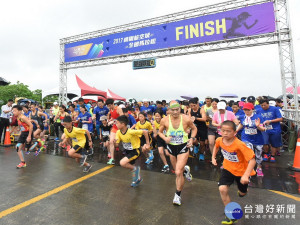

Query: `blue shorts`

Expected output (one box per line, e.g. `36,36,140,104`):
262,132,282,148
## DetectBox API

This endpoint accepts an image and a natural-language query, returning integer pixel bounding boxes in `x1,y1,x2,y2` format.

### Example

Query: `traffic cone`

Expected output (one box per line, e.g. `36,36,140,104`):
3,127,12,146
290,138,300,172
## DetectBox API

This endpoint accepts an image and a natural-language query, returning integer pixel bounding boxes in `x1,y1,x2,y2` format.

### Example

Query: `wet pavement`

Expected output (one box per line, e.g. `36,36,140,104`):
0,139,299,225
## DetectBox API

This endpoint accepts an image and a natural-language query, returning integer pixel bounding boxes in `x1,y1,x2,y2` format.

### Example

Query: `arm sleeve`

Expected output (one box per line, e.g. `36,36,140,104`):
128,129,143,137
240,142,256,161
115,131,120,143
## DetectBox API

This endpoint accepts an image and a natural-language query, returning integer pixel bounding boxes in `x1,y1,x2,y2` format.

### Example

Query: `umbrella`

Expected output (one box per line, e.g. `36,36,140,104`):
286,86,300,95
180,95,194,100
263,96,276,101
220,93,238,98
0,77,9,86
277,94,294,99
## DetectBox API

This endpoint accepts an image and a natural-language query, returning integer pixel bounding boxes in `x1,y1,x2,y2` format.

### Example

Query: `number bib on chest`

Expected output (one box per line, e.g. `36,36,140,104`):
102,131,110,136
245,128,257,135
72,138,78,142
82,124,88,130
122,142,133,150
170,135,184,145
221,148,239,162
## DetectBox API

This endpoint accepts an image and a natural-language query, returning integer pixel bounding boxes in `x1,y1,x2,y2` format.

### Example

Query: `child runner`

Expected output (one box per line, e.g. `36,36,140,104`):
237,103,265,176
212,121,256,224
152,109,170,173
12,105,33,168
115,115,150,187
99,116,112,153
134,112,153,164
59,116,92,173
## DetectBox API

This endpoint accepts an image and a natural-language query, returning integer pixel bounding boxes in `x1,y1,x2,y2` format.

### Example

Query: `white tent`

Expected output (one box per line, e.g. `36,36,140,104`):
42,74,80,99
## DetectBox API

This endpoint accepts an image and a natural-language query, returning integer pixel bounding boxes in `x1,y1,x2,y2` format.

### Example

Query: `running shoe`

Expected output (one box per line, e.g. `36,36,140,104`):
16,162,26,169
80,155,87,167
132,166,141,182
199,154,205,161
29,142,38,151
256,168,264,177
145,158,153,164
276,151,281,156
131,178,143,187
221,216,237,224
149,150,154,159
107,158,115,165
263,154,270,162
184,165,192,182
270,156,276,163
83,164,92,173
171,169,175,174
55,137,59,141
193,145,199,154
161,165,170,173
25,151,30,155
173,193,181,206
66,145,71,151
34,149,41,156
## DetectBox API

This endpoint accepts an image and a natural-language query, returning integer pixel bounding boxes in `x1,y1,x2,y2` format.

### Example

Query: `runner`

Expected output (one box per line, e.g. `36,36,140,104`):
106,98,123,165
188,98,207,161
38,106,49,142
211,121,256,224
78,105,93,134
115,115,150,187
29,103,48,155
99,116,112,154
59,116,92,173
257,99,283,162
203,96,213,112
93,99,109,140
152,109,170,173
206,98,219,154
158,100,197,206
134,112,153,164
232,102,245,139
12,105,33,168
237,103,265,176
122,108,137,128
52,102,61,141
22,105,31,118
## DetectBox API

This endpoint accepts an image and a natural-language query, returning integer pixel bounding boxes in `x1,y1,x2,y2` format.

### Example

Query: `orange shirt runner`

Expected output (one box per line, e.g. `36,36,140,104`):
215,137,256,177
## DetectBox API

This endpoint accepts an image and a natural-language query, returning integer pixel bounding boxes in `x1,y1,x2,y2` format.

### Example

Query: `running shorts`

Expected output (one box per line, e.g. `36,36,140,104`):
73,145,83,154
262,132,282,148
125,149,140,165
218,169,249,194
166,143,188,157
17,131,32,149
156,135,166,148
196,127,208,141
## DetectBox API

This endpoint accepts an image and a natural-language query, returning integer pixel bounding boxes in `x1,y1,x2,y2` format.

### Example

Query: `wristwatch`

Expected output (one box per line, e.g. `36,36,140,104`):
191,137,196,140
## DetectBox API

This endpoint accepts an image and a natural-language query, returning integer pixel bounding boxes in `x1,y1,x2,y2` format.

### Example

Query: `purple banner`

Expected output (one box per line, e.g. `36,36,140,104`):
65,2,275,63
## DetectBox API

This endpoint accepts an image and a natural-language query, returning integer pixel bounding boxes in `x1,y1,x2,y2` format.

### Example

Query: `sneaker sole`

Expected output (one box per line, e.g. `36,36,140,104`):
173,202,181,206
131,179,143,187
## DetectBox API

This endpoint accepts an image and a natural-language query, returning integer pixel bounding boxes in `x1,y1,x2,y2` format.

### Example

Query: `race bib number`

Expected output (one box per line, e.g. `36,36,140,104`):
170,135,184,145
122,142,133,150
127,125,131,128
245,128,257,135
72,138,78,142
20,126,25,131
221,148,239,162
265,124,273,130
102,131,110,136
82,124,88,130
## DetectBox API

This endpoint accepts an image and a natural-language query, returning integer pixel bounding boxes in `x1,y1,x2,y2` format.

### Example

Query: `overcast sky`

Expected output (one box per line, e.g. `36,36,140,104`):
1,0,299,101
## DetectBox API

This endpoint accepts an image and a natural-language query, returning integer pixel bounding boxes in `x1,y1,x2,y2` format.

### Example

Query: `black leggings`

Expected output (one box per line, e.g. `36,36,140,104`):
54,122,64,138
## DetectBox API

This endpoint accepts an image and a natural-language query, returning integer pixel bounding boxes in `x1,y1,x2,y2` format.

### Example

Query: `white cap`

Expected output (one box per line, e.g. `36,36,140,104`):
119,104,125,109
53,102,58,105
217,101,226,110
269,100,276,107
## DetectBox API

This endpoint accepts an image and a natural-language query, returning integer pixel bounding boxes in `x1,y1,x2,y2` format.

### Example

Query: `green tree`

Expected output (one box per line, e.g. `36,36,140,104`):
32,89,42,102
0,81,33,104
